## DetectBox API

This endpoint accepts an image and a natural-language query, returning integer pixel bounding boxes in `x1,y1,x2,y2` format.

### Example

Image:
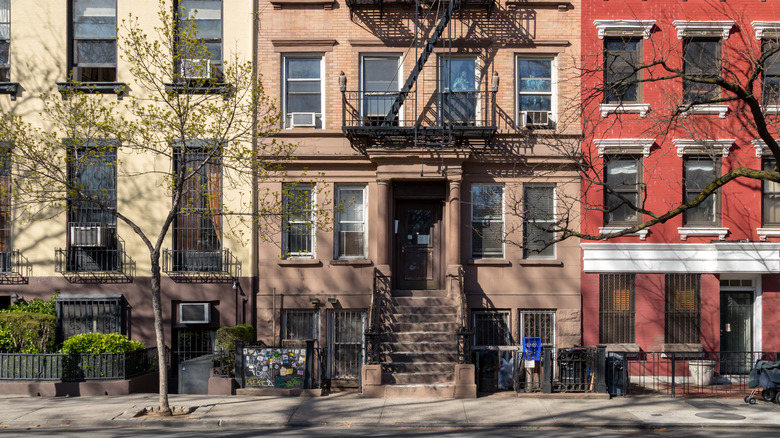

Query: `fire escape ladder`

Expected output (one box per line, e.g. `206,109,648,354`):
382,0,463,126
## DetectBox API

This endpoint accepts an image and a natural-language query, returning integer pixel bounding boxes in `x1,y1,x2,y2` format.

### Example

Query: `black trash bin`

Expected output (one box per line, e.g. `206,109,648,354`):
606,354,627,396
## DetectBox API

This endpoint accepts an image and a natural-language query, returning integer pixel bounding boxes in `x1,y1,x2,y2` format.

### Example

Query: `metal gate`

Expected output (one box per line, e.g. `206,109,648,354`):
173,328,215,373
329,310,365,379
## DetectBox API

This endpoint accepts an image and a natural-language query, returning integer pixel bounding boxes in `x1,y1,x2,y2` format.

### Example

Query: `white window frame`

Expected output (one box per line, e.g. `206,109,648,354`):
516,55,557,128
439,55,481,125
523,184,556,260
360,54,402,124
282,54,324,129
282,183,316,259
470,183,505,259
335,184,368,259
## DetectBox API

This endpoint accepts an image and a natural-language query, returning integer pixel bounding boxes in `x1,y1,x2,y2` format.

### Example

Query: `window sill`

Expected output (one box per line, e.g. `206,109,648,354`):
0,82,21,100
678,227,728,241
599,227,649,240
679,104,728,118
56,82,127,99
275,128,340,137
518,259,563,267
757,227,780,241
164,81,234,97
278,258,321,266
506,0,572,10
603,343,641,353
271,0,335,8
661,343,703,355
600,103,650,118
329,259,373,266
468,258,511,266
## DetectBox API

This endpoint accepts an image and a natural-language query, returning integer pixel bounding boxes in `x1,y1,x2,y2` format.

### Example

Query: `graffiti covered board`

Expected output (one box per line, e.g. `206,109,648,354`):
242,347,307,389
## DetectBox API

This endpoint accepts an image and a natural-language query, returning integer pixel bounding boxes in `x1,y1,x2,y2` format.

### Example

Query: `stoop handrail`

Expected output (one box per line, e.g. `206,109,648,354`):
454,266,471,364
365,267,382,364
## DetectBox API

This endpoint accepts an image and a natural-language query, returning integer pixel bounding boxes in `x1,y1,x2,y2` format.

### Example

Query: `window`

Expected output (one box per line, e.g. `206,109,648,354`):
471,183,504,258
361,55,400,126
173,145,222,272
440,57,478,125
523,185,555,259
473,310,510,347
604,37,640,104
284,56,323,128
665,274,701,344
71,0,117,82
763,159,780,226
519,310,555,345
283,309,319,340
328,310,365,379
66,142,118,272
599,274,635,344
55,295,124,342
604,156,641,225
283,184,315,258
335,185,367,259
683,155,719,226
762,39,780,106
517,57,553,128
0,0,9,82
683,38,720,104
0,143,10,273
176,0,222,80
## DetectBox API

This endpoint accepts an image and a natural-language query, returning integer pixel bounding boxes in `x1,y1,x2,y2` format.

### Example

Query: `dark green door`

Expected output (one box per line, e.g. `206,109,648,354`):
720,291,753,374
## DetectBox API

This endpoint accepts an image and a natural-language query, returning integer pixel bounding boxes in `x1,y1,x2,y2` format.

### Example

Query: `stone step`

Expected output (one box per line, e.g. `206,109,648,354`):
383,331,454,343
382,361,457,373
388,306,459,317
387,312,458,323
382,370,454,385
385,351,458,363
387,321,459,332
382,341,457,353
391,289,449,297
390,296,457,307
382,384,456,398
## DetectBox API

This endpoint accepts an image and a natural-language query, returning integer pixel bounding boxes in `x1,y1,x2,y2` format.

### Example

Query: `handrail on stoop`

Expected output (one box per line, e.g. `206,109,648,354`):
453,266,471,364
365,267,382,364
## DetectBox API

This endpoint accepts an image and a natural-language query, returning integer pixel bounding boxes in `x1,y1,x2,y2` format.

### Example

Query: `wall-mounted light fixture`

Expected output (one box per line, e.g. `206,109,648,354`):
327,297,338,304
10,293,19,305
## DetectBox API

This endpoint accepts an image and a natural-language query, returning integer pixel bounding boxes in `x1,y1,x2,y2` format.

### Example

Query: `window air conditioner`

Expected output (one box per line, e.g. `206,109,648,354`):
289,112,316,127
70,225,109,247
179,302,211,324
179,59,211,80
524,111,551,128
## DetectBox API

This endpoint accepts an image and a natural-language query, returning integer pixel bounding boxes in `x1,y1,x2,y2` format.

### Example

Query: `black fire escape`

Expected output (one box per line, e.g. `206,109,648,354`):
341,0,498,147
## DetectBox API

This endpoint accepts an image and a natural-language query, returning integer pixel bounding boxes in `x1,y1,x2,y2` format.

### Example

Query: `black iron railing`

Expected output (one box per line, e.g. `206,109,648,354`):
0,348,158,381
162,248,239,281
364,267,383,365
452,266,472,364
341,89,498,141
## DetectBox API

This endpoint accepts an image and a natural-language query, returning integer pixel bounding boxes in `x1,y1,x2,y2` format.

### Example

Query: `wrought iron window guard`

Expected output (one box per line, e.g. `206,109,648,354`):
54,236,133,284
0,250,30,284
162,248,239,283
56,82,128,99
164,81,234,98
0,82,20,100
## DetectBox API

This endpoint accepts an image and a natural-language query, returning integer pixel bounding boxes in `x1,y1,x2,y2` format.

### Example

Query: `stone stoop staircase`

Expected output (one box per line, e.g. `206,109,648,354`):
380,289,460,397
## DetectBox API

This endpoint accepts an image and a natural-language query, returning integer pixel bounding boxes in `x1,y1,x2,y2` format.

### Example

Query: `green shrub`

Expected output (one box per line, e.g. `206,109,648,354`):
216,324,254,353
1,292,58,316
60,332,145,354
0,312,56,353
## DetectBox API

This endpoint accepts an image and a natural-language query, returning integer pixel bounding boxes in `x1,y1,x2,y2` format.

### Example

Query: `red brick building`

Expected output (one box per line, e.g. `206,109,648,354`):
581,0,780,364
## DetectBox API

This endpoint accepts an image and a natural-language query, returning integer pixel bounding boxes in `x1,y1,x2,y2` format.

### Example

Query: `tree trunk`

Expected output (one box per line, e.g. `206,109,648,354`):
150,254,172,416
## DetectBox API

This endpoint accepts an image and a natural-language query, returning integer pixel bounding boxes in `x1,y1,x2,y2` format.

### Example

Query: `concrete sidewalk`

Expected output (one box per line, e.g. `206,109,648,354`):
0,393,778,430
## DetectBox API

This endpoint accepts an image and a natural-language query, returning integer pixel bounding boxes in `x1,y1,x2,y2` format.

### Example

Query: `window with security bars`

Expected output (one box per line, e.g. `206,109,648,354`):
763,159,780,226
599,274,635,344
176,0,223,80
471,184,504,258
173,146,222,272
66,142,118,272
473,310,510,347
283,309,319,341
0,143,10,273
762,39,780,105
519,310,555,345
329,310,364,379
70,0,117,82
665,274,701,344
0,0,9,82
283,184,315,258
55,295,124,342
523,185,555,259
604,37,640,104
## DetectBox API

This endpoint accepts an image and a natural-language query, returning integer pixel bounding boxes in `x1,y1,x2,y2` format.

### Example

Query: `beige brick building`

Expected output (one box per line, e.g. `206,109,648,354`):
256,0,582,396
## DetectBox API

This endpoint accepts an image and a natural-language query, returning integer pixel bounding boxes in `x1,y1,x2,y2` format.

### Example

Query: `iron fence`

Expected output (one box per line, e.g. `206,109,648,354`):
0,348,158,381
606,350,779,397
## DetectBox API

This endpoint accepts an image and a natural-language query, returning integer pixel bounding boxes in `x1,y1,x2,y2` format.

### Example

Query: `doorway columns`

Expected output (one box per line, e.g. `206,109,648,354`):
376,178,391,266
447,172,463,267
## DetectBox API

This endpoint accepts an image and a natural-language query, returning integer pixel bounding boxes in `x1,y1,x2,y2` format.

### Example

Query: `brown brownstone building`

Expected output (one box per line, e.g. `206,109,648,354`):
256,0,583,396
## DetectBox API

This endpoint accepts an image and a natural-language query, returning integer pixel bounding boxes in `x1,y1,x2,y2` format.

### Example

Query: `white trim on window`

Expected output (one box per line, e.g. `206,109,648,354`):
673,138,734,157
594,20,655,40
516,55,557,129
282,183,317,259
523,184,556,260
471,183,505,259
594,138,655,158
672,20,735,40
282,54,325,129
335,184,368,259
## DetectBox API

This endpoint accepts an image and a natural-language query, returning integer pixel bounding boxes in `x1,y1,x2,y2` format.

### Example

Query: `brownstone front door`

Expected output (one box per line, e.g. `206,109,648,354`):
395,200,442,290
